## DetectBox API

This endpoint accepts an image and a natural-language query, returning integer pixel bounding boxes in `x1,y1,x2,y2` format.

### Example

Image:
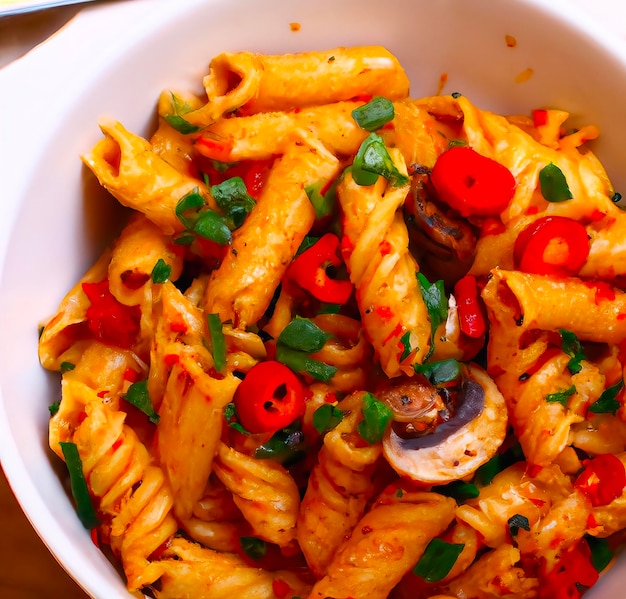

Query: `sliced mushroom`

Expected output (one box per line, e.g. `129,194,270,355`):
404,174,477,286
376,374,442,423
382,363,507,484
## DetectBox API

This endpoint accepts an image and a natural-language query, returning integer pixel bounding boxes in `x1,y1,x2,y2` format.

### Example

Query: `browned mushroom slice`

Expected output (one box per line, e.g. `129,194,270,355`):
382,364,507,484
404,174,477,286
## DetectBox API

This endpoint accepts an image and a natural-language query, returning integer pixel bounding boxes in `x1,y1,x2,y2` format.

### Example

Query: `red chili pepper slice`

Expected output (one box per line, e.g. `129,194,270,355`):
453,274,486,339
574,453,626,507
233,361,305,434
429,146,516,217
287,233,353,304
195,135,234,162
540,538,598,599
514,216,589,277
82,280,141,349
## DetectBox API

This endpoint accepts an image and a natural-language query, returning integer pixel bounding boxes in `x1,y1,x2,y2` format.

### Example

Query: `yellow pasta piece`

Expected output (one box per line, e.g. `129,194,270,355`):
308,490,456,599
297,391,381,575
108,213,183,306
82,119,211,235
151,536,311,599
182,46,410,125
204,138,340,328
338,151,430,376
213,442,300,548
157,347,240,521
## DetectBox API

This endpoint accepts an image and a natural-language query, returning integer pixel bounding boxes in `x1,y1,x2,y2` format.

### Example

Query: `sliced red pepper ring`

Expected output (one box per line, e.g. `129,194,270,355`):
287,233,353,304
453,274,486,339
540,538,599,599
574,453,626,507
514,215,589,277
233,361,306,434
429,146,516,217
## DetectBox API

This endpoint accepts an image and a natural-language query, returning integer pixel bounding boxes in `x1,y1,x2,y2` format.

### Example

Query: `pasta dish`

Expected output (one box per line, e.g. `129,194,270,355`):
38,45,626,599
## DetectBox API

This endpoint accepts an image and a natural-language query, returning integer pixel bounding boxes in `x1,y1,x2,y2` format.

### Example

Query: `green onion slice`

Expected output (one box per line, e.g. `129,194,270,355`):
122,380,160,424
539,163,573,202
508,513,531,536
162,93,201,135
545,384,576,406
193,209,232,245
312,403,344,434
151,258,172,284
59,441,100,529
413,538,464,582
275,345,337,382
175,188,205,230
357,392,394,444
240,536,267,561
211,176,256,229
352,133,409,187
253,422,307,466
207,313,227,373
277,317,332,353
588,379,623,415
351,96,395,132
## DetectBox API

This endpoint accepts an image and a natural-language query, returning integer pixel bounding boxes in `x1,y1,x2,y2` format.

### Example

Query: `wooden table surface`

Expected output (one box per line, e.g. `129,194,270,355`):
0,466,89,599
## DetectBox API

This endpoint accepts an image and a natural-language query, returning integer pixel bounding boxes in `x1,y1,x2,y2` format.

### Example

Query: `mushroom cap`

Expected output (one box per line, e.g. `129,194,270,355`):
382,363,508,484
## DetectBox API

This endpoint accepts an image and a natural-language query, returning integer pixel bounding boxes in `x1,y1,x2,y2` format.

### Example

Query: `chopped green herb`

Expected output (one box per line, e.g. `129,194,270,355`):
317,303,342,315
352,133,409,187
395,488,404,498
448,139,468,148
451,92,463,99
417,273,448,360
211,176,256,228
508,513,531,536
162,93,201,134
48,401,60,416
399,331,413,362
122,380,160,424
193,209,232,245
223,402,249,435
240,536,267,561
586,535,613,572
588,379,623,415
312,403,344,434
539,163,573,203
278,317,332,353
60,361,75,373
545,384,576,406
207,313,227,373
59,441,100,529
414,359,461,385
351,96,395,132
305,179,337,219
559,329,585,374
357,392,394,444
296,235,320,256
413,538,464,582
275,345,337,382
254,422,307,466
175,188,205,230
612,192,622,204
151,258,172,284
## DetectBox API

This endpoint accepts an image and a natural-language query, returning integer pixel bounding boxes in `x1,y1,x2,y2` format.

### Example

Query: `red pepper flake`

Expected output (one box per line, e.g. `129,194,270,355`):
480,217,507,237
379,239,392,256
164,354,180,367
505,34,518,48
375,305,394,321
82,280,141,349
272,578,291,598
340,233,355,260
324,392,338,404
120,270,151,290
532,108,549,127
527,464,543,478
540,538,598,599
123,368,139,382
525,205,539,215
618,313,626,321
90,527,100,548
574,453,626,506
586,512,599,530
169,320,188,333
528,497,546,507
350,93,373,103
585,280,616,303
97,390,108,399
589,209,606,222
195,135,234,162
436,72,448,95
111,438,123,452
77,411,87,424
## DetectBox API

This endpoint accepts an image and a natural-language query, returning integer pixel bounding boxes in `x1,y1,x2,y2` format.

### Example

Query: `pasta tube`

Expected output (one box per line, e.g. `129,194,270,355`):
182,46,410,125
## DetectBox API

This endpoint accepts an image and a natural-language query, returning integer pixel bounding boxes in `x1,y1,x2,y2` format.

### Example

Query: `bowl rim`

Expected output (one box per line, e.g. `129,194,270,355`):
2,0,626,597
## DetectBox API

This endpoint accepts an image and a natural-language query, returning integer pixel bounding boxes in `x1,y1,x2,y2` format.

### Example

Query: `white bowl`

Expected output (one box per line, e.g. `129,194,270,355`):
2,0,626,597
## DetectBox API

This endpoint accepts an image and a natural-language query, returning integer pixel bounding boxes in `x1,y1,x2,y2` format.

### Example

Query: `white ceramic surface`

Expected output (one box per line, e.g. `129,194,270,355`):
2,0,626,597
